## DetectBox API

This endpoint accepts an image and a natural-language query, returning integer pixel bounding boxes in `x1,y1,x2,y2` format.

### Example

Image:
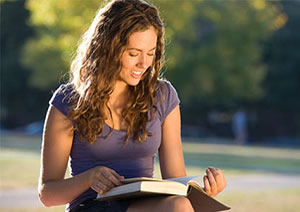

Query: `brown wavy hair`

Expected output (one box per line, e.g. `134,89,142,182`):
68,0,165,144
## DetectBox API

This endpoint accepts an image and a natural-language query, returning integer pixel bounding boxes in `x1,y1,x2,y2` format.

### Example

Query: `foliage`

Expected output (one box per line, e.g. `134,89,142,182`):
22,0,104,89
0,0,40,127
263,1,300,110
160,0,285,108
3,0,297,137
22,0,284,101
255,1,300,137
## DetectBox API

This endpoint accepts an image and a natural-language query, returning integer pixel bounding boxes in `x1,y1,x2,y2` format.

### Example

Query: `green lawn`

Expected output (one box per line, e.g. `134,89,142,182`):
1,134,300,211
182,142,300,175
2,188,300,212
1,188,300,212
218,188,300,212
0,148,40,188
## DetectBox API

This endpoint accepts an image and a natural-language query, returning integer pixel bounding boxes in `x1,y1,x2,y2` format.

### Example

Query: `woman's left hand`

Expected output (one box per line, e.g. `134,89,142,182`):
203,167,226,197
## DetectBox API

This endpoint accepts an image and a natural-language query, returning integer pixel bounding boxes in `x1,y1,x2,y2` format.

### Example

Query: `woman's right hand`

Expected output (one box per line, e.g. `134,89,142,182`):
88,166,124,194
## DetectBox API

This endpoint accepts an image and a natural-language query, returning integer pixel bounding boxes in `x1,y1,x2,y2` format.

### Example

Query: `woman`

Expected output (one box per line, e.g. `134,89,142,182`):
39,0,226,211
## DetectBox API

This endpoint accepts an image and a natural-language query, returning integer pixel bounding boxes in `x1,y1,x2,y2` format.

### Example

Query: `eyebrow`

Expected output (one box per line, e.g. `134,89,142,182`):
127,47,156,52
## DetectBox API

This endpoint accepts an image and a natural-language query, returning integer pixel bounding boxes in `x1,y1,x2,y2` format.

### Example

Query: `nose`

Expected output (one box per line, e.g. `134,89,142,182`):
137,54,148,69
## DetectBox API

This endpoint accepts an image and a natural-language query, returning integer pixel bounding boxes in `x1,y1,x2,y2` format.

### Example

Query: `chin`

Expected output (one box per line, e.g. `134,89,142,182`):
128,79,141,86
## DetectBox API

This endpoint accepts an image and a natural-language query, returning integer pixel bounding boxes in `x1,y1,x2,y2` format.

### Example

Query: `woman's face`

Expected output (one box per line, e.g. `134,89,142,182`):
118,26,158,87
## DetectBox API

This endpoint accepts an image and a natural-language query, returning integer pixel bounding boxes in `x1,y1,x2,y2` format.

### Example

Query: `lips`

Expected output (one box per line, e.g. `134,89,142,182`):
130,70,143,79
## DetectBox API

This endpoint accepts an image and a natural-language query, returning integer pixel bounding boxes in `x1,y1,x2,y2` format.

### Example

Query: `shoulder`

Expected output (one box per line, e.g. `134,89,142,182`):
49,83,74,117
155,79,180,102
155,79,180,122
157,79,176,92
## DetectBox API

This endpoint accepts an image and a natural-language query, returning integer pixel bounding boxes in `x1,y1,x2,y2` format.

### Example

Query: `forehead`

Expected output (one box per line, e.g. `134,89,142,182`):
127,27,158,50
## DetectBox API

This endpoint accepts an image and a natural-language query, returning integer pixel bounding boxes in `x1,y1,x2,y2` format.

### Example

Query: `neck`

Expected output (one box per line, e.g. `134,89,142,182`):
109,80,129,107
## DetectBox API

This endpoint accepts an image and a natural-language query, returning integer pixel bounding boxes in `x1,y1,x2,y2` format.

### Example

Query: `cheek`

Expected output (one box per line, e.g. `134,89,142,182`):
122,57,136,70
148,57,155,66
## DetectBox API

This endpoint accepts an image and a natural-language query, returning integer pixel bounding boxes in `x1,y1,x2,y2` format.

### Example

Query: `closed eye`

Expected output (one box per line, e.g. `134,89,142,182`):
129,52,154,57
127,47,156,57
129,53,138,57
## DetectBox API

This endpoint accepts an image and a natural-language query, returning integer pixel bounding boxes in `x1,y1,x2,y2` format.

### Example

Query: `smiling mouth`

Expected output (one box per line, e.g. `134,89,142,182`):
131,71,143,78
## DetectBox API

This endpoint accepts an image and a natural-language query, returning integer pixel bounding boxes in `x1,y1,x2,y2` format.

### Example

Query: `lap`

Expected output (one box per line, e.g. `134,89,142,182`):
127,195,193,212
71,196,193,212
71,199,130,212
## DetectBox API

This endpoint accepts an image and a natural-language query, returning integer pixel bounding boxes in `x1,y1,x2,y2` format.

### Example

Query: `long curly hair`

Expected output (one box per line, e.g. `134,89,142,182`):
68,0,165,144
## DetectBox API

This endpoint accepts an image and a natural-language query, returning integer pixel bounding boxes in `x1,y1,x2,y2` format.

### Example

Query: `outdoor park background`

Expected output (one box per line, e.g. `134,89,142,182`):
0,0,300,211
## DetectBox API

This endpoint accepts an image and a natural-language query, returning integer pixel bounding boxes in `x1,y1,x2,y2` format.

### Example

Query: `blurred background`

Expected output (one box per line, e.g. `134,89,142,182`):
1,0,300,211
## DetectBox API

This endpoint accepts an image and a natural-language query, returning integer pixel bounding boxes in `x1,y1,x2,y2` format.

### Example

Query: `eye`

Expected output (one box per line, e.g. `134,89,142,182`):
148,52,155,57
129,52,138,57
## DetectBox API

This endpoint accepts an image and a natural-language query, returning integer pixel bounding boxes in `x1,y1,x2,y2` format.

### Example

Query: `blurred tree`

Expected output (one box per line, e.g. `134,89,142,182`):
256,0,300,137
23,0,283,96
21,0,286,135
263,1,300,110
0,0,48,128
163,0,284,108
22,0,104,90
22,0,196,90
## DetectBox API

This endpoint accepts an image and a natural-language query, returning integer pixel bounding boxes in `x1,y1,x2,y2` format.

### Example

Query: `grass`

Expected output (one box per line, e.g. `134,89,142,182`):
0,206,66,212
218,188,300,212
2,189,299,212
0,148,40,189
1,134,300,211
182,142,300,175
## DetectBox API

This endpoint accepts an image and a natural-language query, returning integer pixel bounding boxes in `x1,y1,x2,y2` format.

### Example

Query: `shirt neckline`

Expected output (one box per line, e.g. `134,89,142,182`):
104,122,127,134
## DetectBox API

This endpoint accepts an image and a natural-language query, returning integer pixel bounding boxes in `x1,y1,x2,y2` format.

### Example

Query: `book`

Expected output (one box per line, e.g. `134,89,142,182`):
96,175,230,211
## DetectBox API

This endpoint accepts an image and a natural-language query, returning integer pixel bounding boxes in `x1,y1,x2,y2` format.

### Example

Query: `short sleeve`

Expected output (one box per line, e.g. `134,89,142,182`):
156,80,180,123
49,84,73,117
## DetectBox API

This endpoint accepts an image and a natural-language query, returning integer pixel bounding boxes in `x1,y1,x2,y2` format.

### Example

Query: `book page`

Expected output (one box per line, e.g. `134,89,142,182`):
120,177,164,184
120,175,203,190
166,175,202,186
187,177,203,191
97,181,189,201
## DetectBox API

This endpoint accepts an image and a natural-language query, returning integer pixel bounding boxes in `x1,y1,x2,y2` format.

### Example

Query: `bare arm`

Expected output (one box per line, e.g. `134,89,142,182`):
158,105,226,196
39,106,123,207
39,106,92,206
159,105,187,179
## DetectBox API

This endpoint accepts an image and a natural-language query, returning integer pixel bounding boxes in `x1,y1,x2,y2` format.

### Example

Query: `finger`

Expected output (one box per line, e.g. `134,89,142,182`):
97,181,110,192
102,170,122,186
206,168,218,196
209,167,221,182
209,167,220,176
110,169,125,180
99,172,115,188
210,168,226,193
91,182,104,194
108,169,124,185
218,169,226,192
203,175,211,194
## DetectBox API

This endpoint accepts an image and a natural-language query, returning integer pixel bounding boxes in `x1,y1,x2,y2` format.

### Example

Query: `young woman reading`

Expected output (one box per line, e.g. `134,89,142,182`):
39,0,227,211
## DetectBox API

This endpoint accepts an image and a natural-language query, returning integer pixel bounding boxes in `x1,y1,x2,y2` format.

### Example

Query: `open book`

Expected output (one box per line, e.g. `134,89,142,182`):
97,175,230,211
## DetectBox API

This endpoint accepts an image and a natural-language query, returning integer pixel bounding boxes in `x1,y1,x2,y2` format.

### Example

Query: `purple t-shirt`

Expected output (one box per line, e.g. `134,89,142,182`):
49,80,180,211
